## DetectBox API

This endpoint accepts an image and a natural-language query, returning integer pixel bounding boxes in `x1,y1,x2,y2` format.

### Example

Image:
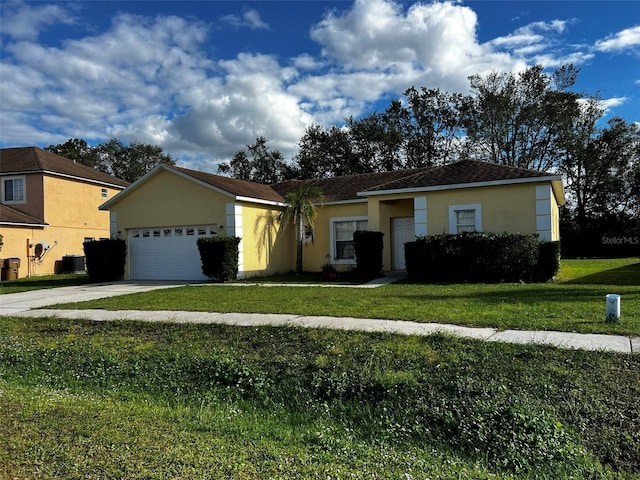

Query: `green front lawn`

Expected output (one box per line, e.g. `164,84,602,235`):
55,258,640,336
0,273,90,294
1,318,639,478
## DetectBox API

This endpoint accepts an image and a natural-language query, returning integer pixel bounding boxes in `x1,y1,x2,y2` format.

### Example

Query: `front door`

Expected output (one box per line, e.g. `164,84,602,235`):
392,217,415,271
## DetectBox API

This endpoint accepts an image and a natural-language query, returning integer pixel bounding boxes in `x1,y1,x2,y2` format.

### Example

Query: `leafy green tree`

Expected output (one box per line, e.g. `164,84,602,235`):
46,138,100,168
402,87,467,167
347,108,405,172
463,64,581,171
560,97,640,255
277,185,324,273
218,136,295,184
96,139,175,183
293,125,359,179
218,150,253,181
47,138,175,183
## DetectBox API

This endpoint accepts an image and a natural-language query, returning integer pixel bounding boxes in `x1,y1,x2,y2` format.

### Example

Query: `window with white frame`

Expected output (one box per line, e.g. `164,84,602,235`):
330,217,368,262
449,204,482,233
2,176,25,204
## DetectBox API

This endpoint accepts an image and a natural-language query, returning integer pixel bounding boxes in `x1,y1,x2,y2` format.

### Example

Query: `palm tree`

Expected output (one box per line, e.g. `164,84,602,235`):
278,185,324,274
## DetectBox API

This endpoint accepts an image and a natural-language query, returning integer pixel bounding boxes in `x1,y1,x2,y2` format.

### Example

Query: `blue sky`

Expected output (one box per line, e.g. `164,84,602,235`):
1,0,638,170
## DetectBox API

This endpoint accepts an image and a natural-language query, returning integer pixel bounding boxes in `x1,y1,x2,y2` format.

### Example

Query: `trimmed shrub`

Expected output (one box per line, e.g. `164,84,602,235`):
536,241,561,281
353,230,384,278
405,232,551,283
197,236,241,282
83,239,126,283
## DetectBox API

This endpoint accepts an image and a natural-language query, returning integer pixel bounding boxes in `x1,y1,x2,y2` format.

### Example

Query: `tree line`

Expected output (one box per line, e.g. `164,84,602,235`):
218,64,639,256
46,138,175,184
48,63,639,256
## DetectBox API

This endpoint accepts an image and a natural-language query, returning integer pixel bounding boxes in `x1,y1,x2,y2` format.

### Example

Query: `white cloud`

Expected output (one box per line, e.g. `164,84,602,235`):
243,10,269,30
595,25,640,52
220,9,269,30
489,20,569,49
599,96,628,113
168,53,313,161
1,0,635,166
577,96,628,117
0,0,75,41
309,0,521,94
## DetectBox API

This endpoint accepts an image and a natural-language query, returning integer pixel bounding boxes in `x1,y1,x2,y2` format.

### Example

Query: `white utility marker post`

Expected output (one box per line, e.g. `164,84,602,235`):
605,294,621,323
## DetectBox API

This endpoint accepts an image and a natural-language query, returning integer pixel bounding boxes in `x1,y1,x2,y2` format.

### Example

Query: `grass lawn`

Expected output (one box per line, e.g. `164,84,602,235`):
1,318,639,479
0,273,90,294
53,258,640,336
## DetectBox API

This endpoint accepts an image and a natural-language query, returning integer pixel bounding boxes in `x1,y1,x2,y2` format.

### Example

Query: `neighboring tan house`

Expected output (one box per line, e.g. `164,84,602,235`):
0,147,129,277
100,159,565,281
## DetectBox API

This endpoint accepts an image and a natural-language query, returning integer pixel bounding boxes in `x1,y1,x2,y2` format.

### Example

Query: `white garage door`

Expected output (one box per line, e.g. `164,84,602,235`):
129,225,219,280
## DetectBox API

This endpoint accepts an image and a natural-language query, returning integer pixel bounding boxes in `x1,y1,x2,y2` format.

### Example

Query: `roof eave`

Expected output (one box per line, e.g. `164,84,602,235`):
235,196,286,207
319,198,368,206
0,221,48,228
100,165,283,210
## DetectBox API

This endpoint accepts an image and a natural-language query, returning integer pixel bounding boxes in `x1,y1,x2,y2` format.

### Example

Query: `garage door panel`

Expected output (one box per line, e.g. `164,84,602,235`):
129,225,218,280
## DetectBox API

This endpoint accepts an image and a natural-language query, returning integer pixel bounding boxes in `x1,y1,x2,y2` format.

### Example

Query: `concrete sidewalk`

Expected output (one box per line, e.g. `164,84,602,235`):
2,280,638,354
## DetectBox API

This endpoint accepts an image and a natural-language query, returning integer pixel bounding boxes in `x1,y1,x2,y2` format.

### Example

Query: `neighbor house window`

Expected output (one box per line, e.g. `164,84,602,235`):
449,204,482,233
330,217,368,262
101,188,108,198
2,176,25,204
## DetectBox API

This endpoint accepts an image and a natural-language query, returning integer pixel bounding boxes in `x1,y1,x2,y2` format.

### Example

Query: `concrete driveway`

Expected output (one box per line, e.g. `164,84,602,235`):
0,281,192,315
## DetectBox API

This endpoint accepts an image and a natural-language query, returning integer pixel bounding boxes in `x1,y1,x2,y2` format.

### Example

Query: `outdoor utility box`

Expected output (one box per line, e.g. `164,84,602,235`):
2,258,21,281
62,255,86,273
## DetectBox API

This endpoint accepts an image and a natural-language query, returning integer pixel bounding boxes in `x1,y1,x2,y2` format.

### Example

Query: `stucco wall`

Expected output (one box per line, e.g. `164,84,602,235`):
240,203,294,277
303,202,369,272
0,227,41,277
110,170,229,231
422,183,538,235
101,173,561,279
1,175,121,277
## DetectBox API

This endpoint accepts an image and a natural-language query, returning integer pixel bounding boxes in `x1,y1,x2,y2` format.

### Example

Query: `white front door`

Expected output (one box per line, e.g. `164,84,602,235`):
392,217,415,271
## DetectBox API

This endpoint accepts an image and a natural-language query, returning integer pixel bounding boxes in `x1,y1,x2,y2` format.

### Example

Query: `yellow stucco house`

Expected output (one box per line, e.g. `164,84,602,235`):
0,147,129,277
100,160,565,281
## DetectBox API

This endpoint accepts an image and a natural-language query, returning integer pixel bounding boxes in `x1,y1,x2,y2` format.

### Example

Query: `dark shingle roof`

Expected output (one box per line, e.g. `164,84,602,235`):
271,160,557,202
362,160,558,194
0,204,47,226
172,166,285,203
272,168,431,202
104,160,561,208
0,147,129,188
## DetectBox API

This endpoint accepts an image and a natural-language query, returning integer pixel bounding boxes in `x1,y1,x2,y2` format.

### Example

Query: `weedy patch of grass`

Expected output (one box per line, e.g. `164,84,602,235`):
1,317,639,479
0,273,90,294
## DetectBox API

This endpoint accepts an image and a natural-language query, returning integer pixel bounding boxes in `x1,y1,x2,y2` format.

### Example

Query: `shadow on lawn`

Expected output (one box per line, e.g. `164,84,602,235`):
0,274,91,291
563,262,640,286
399,286,617,304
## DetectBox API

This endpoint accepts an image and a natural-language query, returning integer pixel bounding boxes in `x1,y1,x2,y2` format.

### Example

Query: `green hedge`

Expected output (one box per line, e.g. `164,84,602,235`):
536,240,561,282
405,232,560,283
353,230,384,278
83,239,126,283
197,236,241,282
